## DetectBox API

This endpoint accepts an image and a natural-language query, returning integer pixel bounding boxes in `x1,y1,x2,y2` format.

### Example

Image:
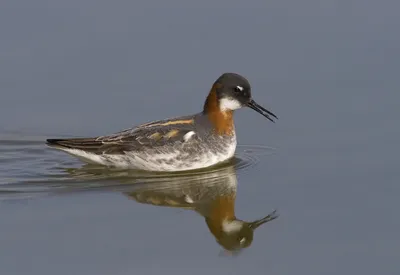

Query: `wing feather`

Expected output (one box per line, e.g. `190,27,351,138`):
47,115,198,155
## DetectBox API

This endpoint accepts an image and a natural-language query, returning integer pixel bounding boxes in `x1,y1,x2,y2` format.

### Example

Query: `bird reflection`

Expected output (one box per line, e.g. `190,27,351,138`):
64,160,278,253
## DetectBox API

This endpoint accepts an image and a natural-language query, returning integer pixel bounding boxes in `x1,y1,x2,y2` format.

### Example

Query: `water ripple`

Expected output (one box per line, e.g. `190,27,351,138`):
0,135,276,197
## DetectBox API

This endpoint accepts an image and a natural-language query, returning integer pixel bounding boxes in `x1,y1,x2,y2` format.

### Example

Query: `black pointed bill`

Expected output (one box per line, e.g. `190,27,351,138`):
247,99,278,122
248,210,279,230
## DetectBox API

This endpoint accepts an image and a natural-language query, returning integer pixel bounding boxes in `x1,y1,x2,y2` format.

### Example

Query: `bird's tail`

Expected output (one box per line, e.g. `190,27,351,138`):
46,138,103,152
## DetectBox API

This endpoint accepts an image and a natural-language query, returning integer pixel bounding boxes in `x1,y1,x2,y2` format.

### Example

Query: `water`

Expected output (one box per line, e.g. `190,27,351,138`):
1,0,400,274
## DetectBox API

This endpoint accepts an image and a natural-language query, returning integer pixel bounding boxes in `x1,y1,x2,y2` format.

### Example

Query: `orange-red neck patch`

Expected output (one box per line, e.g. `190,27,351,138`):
203,84,235,136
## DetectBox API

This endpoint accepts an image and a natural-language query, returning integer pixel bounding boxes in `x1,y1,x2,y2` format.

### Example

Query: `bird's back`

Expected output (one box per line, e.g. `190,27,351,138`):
47,112,237,171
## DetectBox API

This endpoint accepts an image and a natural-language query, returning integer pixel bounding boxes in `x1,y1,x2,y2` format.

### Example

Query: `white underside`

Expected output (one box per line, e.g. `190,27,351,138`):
59,136,237,172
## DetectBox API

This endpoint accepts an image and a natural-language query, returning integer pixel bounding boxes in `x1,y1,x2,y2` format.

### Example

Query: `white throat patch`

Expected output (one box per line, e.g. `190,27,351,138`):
219,98,242,111
222,220,244,234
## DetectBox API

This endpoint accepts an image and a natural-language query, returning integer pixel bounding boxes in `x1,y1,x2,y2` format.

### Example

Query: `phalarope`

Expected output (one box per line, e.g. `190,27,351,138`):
46,73,277,172
64,163,278,253
123,165,278,253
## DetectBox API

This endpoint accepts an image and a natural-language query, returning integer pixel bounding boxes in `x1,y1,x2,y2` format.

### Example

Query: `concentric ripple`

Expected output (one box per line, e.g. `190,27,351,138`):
235,144,276,170
0,134,276,198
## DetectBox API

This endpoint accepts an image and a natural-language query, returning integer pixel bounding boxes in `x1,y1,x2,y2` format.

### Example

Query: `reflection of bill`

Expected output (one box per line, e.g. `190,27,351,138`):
123,164,278,253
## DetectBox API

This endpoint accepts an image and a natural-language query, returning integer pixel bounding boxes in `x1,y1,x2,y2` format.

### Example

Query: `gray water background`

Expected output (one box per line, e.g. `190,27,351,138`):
0,0,399,274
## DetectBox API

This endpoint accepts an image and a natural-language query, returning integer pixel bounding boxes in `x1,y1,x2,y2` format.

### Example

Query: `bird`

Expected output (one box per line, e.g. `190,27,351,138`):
123,164,279,253
46,73,277,172
62,162,279,253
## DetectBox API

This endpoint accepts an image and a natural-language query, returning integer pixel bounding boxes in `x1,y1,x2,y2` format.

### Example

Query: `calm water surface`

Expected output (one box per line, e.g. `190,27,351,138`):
1,1,400,274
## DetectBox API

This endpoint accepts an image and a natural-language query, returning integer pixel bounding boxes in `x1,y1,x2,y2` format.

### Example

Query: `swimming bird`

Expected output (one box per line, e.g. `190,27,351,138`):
123,164,279,253
63,162,279,253
46,73,277,172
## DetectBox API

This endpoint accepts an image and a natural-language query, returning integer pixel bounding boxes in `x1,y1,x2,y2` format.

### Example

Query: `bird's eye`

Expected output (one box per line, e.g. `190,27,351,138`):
234,86,244,93
239,237,246,244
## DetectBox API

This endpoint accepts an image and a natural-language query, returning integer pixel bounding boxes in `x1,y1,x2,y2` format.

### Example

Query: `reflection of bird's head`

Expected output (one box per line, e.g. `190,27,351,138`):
206,209,278,253
213,219,254,251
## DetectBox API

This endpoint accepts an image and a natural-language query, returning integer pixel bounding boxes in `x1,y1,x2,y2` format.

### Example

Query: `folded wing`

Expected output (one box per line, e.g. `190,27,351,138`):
46,117,198,155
